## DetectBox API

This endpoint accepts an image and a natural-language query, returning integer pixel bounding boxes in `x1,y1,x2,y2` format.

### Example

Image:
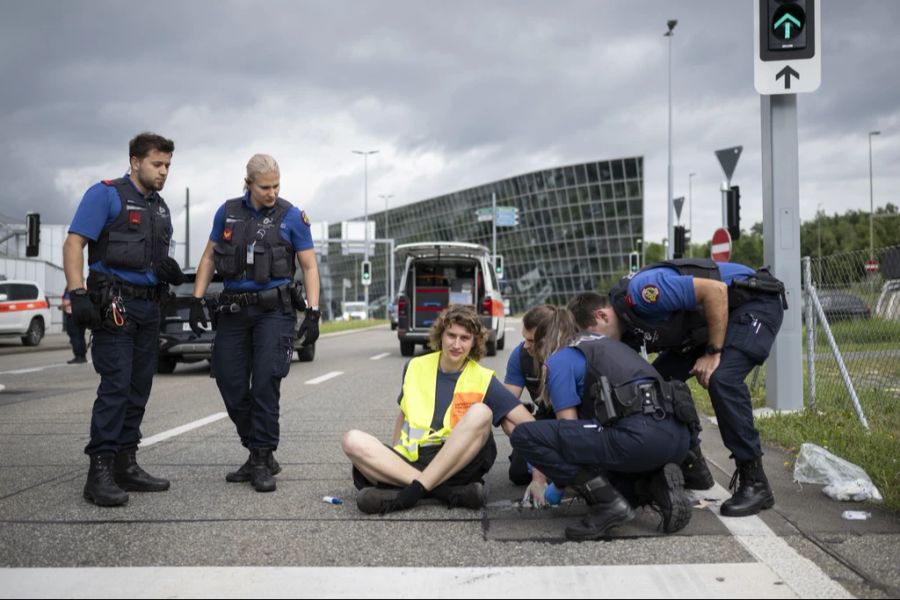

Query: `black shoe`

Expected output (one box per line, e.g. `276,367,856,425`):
647,463,693,533
430,482,485,509
250,448,276,493
564,496,635,541
681,445,715,490
84,452,129,507
356,487,402,515
720,458,774,517
226,453,282,482
68,356,87,364
114,448,170,492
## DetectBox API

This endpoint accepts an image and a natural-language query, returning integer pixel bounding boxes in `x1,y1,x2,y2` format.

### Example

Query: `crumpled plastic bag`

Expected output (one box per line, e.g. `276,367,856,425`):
793,443,883,502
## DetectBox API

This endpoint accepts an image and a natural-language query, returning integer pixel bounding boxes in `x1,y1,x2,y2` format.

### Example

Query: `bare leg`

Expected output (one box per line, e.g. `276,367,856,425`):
342,429,419,487
416,403,492,490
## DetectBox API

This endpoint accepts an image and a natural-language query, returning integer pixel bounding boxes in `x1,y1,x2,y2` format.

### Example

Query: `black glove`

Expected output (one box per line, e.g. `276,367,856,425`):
154,257,186,285
70,288,100,329
297,308,320,346
188,297,209,336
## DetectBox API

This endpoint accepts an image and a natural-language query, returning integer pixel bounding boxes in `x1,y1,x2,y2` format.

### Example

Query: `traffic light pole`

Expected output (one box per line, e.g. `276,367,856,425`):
761,93,803,412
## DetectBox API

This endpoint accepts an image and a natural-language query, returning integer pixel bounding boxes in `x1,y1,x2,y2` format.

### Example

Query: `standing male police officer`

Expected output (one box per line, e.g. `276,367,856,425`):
64,132,185,507
190,154,320,493
596,259,786,517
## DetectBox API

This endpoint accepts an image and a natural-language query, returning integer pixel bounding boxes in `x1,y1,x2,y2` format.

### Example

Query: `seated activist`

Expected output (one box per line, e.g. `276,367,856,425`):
510,305,695,540
503,304,556,486
342,304,540,514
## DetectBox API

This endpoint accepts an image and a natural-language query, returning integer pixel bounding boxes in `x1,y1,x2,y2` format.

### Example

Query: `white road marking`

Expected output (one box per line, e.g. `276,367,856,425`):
696,482,852,598
139,413,229,448
0,563,809,598
305,371,344,385
369,352,391,360
0,362,80,375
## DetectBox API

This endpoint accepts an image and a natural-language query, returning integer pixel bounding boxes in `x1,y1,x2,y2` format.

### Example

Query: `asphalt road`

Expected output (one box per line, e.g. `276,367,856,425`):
0,323,897,598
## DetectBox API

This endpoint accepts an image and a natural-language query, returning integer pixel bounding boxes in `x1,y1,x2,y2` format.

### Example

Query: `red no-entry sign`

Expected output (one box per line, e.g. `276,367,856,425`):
865,259,879,273
711,228,732,262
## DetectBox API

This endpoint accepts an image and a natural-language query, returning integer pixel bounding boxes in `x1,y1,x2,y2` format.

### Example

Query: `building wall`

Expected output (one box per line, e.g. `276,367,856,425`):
318,157,644,316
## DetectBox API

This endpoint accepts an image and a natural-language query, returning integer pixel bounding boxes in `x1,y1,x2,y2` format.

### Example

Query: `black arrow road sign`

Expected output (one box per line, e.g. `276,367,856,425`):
776,66,800,90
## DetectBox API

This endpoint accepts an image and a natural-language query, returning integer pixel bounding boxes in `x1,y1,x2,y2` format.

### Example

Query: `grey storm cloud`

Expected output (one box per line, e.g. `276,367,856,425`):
1,0,899,258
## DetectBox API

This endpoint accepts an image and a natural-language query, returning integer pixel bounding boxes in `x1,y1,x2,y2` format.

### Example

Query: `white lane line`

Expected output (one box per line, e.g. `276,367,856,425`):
139,413,229,448
0,563,801,599
0,362,79,375
369,352,391,360
305,371,344,385
697,482,852,598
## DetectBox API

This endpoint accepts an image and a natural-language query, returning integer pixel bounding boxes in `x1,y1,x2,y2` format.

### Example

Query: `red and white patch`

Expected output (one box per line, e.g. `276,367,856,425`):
640,285,660,304
223,228,233,241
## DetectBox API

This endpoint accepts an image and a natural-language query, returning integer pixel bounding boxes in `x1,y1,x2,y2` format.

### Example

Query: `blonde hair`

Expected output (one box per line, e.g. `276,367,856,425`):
533,306,578,407
244,154,280,191
428,305,488,362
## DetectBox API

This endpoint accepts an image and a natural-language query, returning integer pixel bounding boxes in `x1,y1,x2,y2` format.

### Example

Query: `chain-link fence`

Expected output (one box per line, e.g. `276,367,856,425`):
803,245,900,432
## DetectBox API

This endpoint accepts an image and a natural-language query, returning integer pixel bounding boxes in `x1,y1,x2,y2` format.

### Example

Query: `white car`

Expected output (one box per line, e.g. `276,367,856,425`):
0,280,52,346
341,301,369,320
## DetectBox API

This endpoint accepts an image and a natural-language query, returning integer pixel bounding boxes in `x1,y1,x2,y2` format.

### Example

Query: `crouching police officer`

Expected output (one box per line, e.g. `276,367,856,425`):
601,259,786,517
63,132,184,507
510,306,696,540
190,154,320,493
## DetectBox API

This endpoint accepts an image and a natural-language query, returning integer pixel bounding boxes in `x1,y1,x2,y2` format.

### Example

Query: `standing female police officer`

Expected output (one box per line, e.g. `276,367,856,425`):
190,154,321,492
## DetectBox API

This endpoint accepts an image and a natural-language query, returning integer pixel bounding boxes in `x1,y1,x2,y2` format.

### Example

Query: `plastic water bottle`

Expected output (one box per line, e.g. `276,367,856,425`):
544,483,563,506
322,496,343,505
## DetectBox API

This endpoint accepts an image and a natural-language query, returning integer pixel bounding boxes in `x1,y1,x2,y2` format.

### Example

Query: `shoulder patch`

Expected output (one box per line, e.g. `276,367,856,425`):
640,285,660,304
301,210,310,226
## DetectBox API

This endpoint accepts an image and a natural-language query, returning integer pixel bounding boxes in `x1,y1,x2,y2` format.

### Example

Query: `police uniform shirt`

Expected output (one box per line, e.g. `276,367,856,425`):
544,347,587,413
208,193,315,292
68,175,171,287
503,341,529,388
397,360,521,430
626,262,756,320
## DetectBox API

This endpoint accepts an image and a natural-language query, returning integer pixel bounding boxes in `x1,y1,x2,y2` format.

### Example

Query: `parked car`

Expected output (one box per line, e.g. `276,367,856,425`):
388,300,398,330
395,242,506,357
157,271,316,374
340,301,368,321
0,279,51,346
805,290,871,323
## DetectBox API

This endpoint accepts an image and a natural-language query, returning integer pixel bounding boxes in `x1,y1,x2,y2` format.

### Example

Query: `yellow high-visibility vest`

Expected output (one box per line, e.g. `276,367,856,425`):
394,351,494,462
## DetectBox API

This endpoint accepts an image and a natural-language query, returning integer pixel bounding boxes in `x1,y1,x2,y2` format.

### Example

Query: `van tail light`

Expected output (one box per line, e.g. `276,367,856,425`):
482,296,503,317
398,296,407,317
481,296,492,315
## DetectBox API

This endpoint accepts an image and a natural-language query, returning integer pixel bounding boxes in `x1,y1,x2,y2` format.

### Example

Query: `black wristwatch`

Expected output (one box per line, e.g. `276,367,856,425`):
706,344,723,355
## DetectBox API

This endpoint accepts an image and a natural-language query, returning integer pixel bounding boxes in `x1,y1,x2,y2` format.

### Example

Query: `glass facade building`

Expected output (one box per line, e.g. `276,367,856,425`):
318,156,644,318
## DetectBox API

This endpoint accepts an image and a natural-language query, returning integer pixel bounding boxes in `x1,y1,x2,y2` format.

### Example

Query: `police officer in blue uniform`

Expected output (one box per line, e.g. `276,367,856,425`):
503,304,555,488
64,132,185,507
190,154,320,493
510,305,695,540
597,259,786,517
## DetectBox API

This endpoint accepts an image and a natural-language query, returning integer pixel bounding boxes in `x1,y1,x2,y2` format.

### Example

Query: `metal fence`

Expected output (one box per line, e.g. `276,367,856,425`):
802,245,900,430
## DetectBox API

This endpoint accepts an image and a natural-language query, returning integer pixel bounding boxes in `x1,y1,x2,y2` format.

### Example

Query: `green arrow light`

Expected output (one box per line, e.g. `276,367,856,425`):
774,12,801,39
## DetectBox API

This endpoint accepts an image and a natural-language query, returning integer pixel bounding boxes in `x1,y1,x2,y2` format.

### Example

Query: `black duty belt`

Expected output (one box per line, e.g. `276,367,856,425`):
87,275,165,302
218,284,292,312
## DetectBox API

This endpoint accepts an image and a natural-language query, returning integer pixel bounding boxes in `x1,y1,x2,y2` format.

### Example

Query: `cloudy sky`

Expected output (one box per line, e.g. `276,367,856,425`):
1,0,898,262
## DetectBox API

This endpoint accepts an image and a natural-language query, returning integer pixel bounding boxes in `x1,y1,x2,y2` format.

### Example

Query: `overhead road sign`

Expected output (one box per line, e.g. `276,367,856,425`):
754,0,821,95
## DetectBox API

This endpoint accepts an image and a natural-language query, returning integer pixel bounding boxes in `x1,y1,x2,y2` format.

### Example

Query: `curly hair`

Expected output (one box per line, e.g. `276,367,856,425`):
428,305,488,362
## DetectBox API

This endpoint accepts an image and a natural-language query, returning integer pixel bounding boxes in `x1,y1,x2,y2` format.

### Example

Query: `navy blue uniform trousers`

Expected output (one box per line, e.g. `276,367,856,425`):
510,413,690,487
652,293,784,461
212,305,296,450
86,298,159,455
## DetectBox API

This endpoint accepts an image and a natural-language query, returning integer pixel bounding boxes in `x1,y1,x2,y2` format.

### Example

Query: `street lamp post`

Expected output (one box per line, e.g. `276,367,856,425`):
688,172,696,257
664,19,678,259
378,193,394,319
868,131,881,261
352,149,379,318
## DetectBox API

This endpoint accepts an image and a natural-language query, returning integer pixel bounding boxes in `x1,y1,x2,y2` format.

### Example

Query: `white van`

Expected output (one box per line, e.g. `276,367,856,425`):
0,280,52,346
395,242,506,357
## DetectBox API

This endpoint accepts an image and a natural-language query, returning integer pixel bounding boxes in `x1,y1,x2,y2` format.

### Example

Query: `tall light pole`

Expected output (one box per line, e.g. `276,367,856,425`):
868,130,881,261
664,19,678,259
352,149,379,317
378,193,394,319
816,203,823,260
687,172,696,257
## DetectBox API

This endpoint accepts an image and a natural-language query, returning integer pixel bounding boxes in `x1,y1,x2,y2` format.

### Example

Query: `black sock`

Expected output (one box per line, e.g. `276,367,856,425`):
390,480,427,511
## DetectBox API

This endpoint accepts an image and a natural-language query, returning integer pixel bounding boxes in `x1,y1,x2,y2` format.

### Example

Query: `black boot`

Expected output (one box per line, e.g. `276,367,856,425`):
720,458,775,517
84,452,129,507
114,447,170,492
681,445,715,490
637,463,693,533
226,452,282,482
250,448,277,493
565,472,635,541
430,482,486,509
